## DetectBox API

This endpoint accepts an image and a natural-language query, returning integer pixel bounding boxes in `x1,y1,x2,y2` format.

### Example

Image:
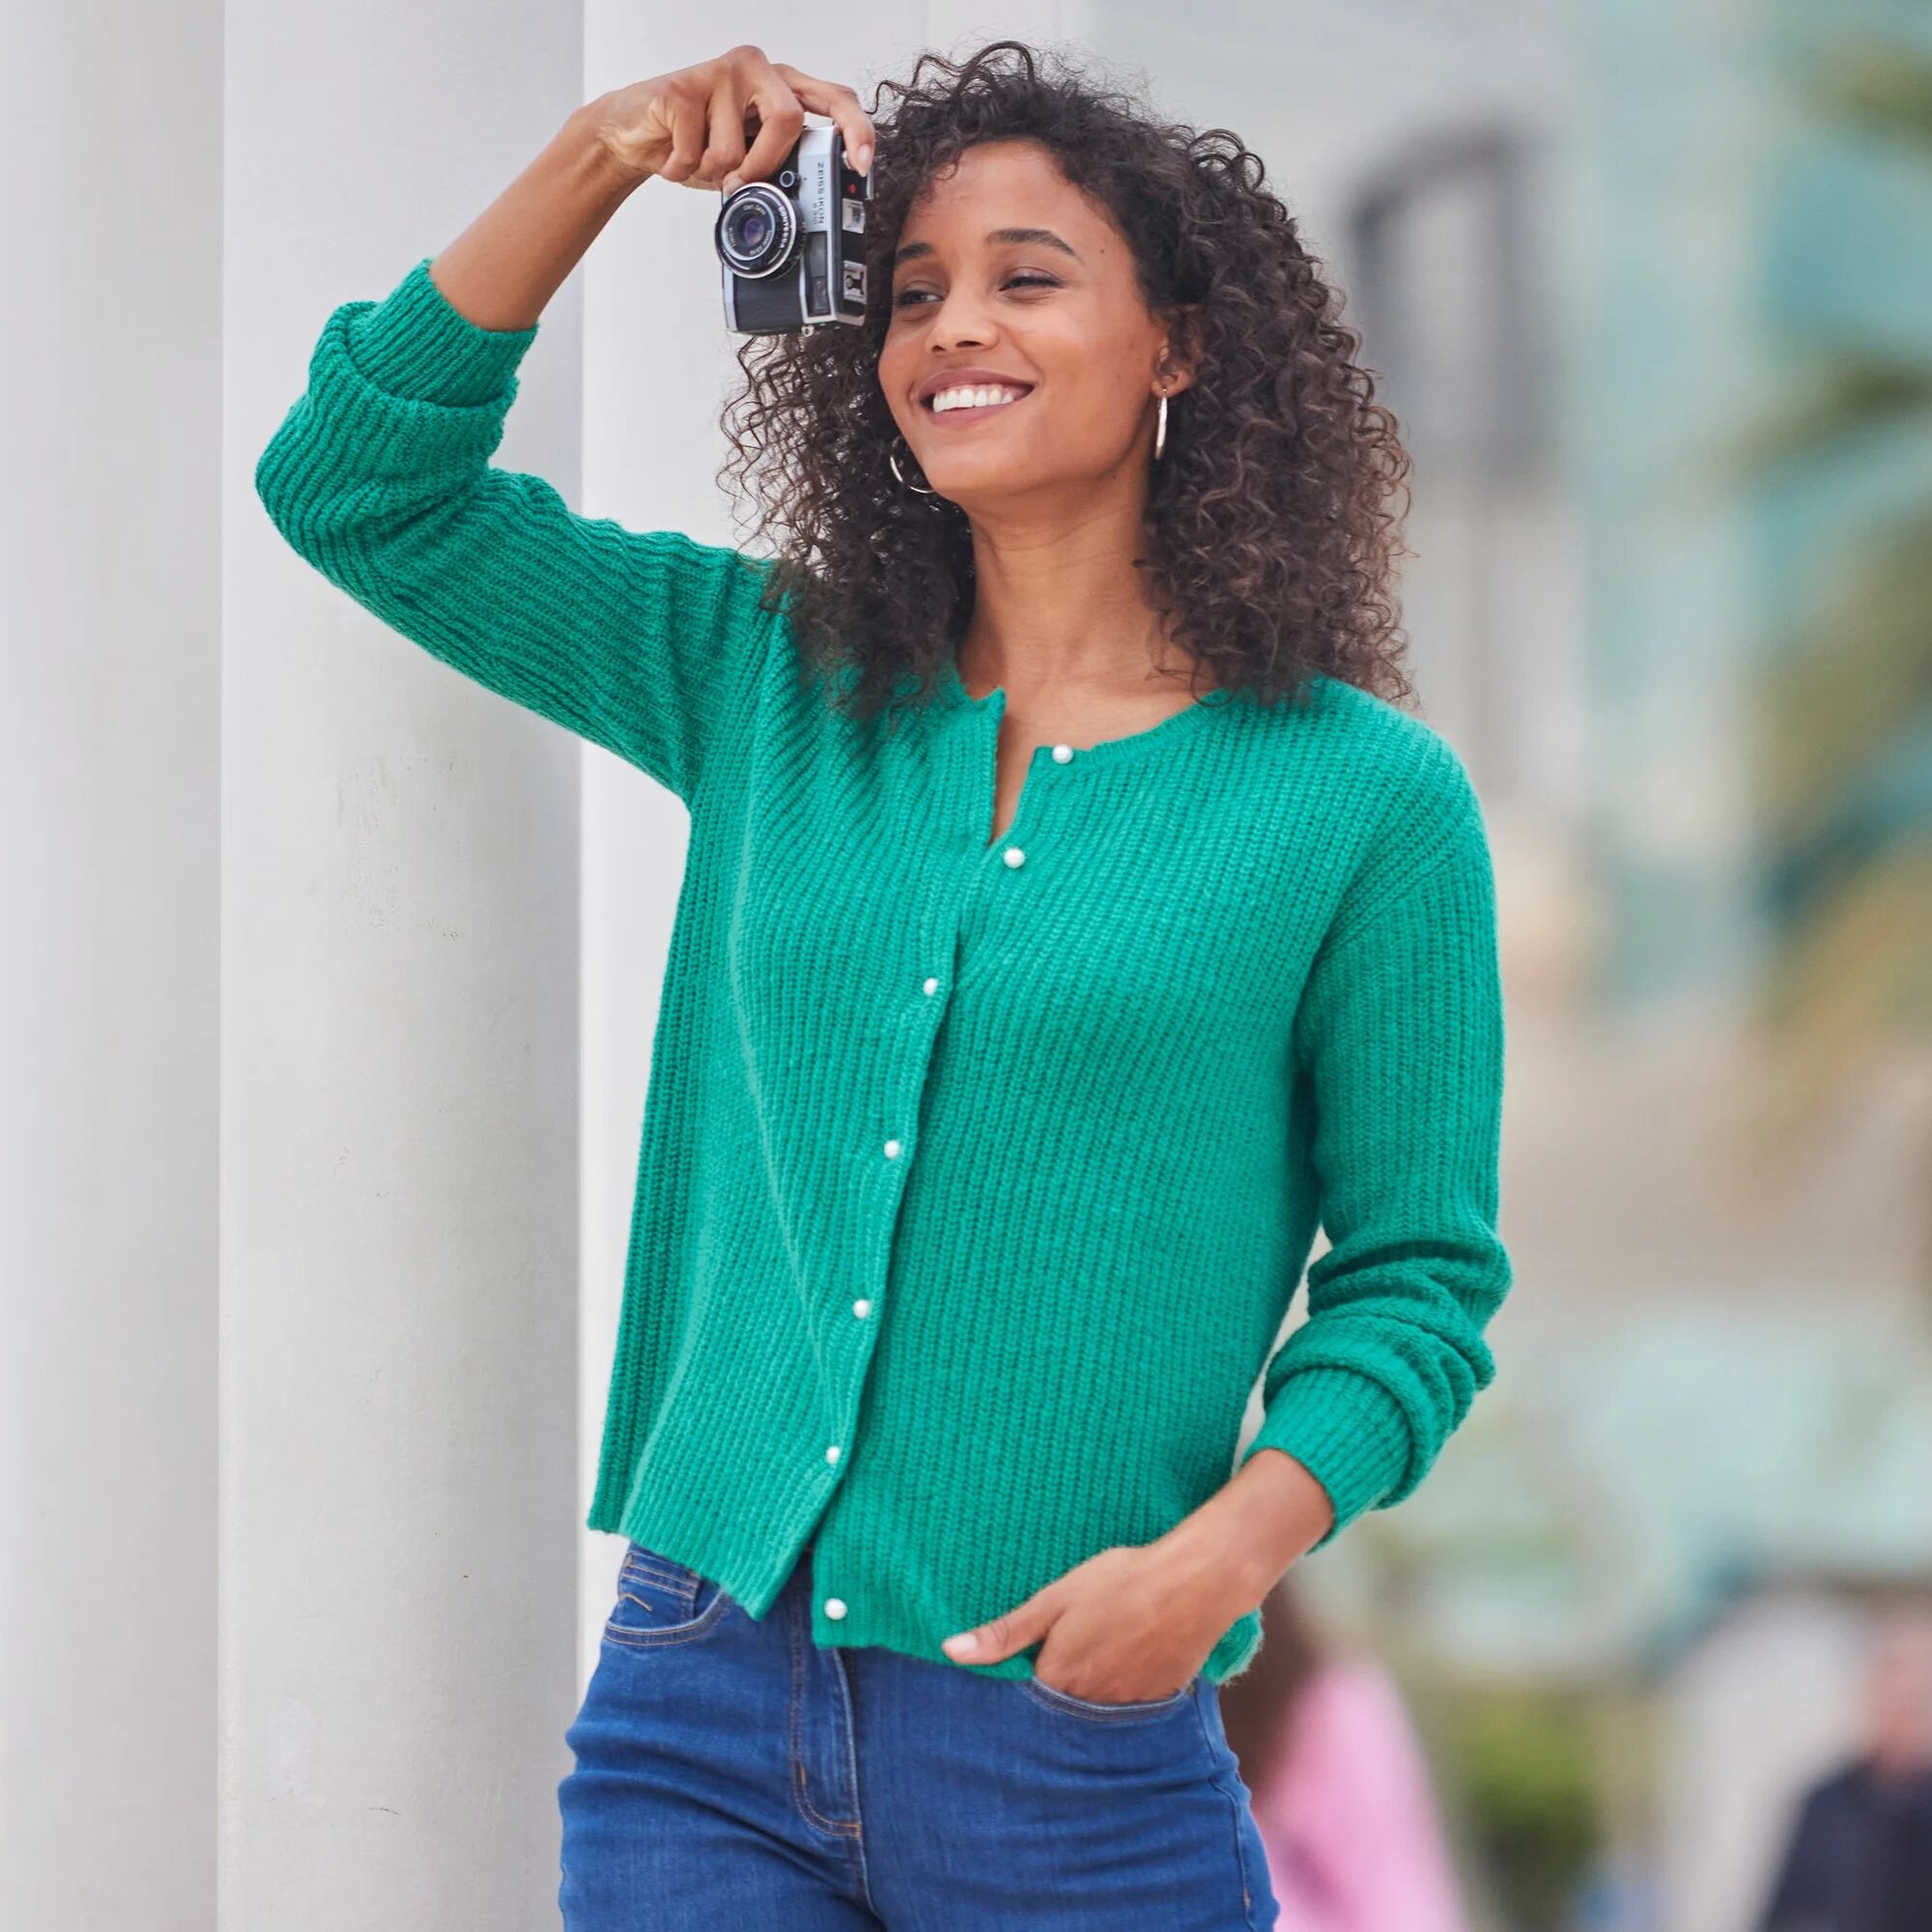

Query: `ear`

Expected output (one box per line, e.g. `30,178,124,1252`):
1155,303,1204,398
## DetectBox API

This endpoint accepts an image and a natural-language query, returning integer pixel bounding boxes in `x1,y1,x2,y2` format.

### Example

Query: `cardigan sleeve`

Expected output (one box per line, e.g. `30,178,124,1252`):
252,255,780,804
1241,751,1511,1552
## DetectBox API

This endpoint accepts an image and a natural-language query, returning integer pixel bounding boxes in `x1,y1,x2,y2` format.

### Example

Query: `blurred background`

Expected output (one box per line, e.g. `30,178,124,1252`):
6,1,1928,1928
1190,2,1932,1928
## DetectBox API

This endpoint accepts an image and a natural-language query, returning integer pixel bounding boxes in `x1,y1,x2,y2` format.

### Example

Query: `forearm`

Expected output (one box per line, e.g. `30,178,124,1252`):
1159,1446,1335,1612
427,97,648,333
1244,762,1510,1554
256,225,764,794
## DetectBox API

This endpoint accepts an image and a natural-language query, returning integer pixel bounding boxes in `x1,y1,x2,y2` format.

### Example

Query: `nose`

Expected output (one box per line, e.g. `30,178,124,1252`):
922,284,998,353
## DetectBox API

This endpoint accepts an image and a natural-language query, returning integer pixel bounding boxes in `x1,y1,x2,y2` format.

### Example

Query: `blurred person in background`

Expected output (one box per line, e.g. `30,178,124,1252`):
1755,1608,1932,1932
1219,1576,1469,1931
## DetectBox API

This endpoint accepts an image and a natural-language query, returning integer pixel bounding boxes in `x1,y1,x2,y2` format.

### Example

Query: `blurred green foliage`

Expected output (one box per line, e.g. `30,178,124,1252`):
1437,1687,1601,1932
1726,31,1932,1208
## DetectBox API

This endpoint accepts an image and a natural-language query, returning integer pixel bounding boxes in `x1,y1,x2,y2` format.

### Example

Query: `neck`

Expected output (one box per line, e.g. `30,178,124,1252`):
955,490,1191,695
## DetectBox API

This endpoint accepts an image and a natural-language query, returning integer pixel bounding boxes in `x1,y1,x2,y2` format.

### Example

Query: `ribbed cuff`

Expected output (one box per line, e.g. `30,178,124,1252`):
1241,1365,1414,1553
342,254,540,409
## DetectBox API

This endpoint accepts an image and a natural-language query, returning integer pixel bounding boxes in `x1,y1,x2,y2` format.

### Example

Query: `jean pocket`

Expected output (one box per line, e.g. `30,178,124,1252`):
603,1540,730,1649
1021,1671,1201,1723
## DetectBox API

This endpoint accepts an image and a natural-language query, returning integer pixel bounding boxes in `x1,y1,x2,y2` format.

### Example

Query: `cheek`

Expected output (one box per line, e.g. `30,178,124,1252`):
1026,324,1147,428
1032,369,1146,451
875,345,923,438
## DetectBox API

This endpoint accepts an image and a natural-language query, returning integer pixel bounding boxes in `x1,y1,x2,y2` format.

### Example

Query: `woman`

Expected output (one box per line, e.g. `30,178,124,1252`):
255,38,1512,1930
1220,1578,1471,1930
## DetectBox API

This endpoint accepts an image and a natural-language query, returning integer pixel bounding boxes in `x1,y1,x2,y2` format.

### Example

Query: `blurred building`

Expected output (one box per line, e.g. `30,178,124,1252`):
1086,2,1932,1929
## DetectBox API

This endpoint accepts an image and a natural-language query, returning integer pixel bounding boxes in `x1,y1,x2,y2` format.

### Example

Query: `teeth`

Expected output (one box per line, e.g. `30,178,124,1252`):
930,384,1026,412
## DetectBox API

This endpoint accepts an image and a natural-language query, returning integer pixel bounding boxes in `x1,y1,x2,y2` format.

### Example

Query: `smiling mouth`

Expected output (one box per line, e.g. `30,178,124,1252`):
920,384,1036,422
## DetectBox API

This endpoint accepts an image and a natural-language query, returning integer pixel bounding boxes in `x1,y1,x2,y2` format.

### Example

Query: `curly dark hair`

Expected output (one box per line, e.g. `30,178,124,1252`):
719,38,1418,728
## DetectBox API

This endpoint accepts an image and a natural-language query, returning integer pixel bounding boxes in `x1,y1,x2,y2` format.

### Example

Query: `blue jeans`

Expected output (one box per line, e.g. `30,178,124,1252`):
556,1536,1279,1928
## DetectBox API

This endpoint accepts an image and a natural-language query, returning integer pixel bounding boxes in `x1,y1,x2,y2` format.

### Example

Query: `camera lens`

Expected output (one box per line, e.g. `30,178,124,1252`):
716,184,797,278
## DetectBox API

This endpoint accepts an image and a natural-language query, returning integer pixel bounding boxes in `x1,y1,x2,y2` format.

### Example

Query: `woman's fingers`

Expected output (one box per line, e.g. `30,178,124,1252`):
595,49,870,192
726,71,807,191
656,82,710,185
697,75,750,185
769,62,875,169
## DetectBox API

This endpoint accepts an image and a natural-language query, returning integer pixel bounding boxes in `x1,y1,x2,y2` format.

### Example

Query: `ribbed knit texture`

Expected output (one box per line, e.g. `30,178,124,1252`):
255,254,1513,1686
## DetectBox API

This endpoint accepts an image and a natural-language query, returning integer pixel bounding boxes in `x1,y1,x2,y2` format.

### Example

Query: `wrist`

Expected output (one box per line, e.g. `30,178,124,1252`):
574,94,653,196
1162,1449,1334,1611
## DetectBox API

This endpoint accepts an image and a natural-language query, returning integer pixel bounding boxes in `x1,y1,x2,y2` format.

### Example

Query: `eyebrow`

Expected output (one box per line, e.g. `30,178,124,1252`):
891,227,1081,270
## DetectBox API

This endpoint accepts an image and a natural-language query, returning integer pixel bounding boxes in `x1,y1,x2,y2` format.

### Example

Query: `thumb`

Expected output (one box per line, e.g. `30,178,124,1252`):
942,1587,1060,1664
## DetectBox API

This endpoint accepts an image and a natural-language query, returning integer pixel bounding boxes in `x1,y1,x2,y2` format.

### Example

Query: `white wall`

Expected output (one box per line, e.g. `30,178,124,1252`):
1,2,222,1927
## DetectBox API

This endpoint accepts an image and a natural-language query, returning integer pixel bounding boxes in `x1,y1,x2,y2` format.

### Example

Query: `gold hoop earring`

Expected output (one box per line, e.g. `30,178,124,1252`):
1153,389,1170,463
889,440,937,496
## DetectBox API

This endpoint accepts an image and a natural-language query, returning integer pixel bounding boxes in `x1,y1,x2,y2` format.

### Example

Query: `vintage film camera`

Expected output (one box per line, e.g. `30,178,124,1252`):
716,122,874,333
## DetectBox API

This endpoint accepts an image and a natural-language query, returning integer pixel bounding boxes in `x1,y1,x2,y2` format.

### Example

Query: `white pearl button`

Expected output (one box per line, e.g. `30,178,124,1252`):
923,977,939,995
852,1298,872,1319
825,1443,841,1464
824,1597,848,1620
1052,744,1073,763
883,1138,902,1160
1004,847,1026,868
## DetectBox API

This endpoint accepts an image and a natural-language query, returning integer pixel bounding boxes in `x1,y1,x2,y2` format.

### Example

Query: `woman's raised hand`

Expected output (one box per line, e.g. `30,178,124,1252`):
592,45,875,194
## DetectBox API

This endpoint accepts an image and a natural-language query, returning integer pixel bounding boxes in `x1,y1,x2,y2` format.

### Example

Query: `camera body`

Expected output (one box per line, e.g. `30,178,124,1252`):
716,123,873,333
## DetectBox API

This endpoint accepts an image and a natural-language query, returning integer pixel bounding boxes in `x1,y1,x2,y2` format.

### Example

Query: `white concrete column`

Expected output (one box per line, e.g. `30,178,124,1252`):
224,2,586,1925
1,4,221,1928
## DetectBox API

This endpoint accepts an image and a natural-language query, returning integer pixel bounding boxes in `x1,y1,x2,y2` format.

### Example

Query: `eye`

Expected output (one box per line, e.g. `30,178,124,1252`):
891,271,1064,309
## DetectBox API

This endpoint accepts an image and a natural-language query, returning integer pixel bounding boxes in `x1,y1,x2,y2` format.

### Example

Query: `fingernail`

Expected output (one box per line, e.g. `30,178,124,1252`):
855,143,873,173
722,174,740,195
943,1633,978,1657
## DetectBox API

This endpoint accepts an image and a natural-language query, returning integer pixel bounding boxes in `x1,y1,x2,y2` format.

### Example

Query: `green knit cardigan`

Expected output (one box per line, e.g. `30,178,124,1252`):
255,254,1513,1685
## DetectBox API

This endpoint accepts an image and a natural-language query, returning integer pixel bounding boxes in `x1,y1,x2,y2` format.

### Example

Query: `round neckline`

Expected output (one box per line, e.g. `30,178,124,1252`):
935,652,1237,769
